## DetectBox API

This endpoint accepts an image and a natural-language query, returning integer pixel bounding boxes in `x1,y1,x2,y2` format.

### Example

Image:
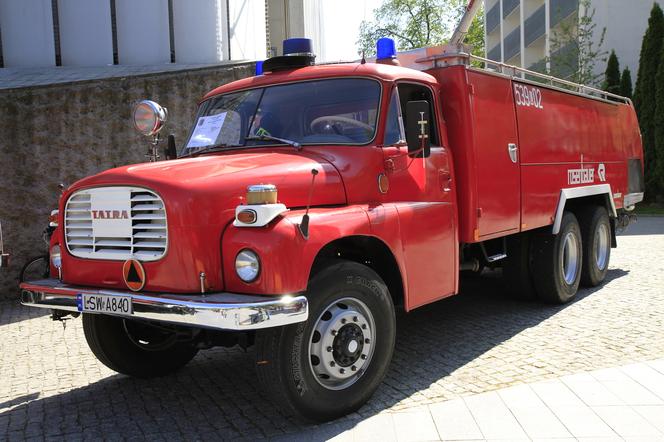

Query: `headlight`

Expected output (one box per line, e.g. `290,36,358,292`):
132,100,167,136
50,245,62,269
235,249,260,282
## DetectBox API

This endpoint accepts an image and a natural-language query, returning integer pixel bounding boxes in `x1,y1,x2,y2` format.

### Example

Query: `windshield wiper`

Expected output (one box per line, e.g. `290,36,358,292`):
245,135,301,150
180,143,239,158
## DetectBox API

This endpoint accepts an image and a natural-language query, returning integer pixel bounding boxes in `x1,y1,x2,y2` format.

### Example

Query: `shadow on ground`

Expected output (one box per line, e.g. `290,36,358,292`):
0,299,48,327
0,269,629,440
617,215,664,236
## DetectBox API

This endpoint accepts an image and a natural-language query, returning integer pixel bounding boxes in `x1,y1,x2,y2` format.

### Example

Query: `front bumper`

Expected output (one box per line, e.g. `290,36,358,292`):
20,279,308,331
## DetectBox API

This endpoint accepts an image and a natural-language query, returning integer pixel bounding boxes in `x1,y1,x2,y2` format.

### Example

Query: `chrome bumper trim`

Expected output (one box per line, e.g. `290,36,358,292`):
20,279,308,331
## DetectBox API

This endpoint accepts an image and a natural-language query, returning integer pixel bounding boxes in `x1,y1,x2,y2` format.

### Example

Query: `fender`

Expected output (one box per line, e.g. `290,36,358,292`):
221,204,407,297
552,184,617,234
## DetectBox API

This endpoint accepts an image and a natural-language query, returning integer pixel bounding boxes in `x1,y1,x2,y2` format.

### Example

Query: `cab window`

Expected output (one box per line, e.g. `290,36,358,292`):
384,88,405,145
397,83,439,146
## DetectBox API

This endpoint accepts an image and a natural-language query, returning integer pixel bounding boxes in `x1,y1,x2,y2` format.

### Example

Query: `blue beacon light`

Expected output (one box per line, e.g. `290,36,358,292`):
283,38,314,56
255,60,264,75
376,37,397,60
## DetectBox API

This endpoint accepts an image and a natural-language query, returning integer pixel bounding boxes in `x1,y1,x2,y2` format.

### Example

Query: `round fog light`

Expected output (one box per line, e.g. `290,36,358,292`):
235,249,260,282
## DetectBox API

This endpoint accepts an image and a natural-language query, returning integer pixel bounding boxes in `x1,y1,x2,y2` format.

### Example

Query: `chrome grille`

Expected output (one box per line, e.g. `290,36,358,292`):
64,187,167,261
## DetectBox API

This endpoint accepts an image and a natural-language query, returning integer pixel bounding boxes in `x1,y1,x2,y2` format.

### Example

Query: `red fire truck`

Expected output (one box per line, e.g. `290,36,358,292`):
20,25,643,420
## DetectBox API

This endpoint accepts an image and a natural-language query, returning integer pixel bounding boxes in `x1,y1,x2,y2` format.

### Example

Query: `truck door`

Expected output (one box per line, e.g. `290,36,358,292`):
467,71,521,238
380,83,457,310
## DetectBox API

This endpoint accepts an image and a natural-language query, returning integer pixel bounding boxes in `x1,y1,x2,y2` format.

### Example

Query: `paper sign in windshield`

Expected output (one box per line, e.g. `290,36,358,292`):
187,112,227,148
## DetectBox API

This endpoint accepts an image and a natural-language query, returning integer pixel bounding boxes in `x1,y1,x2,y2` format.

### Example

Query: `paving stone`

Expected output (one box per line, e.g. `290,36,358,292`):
1,217,663,439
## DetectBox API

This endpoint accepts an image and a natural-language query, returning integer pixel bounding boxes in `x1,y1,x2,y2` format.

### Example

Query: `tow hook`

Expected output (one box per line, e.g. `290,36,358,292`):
51,309,80,329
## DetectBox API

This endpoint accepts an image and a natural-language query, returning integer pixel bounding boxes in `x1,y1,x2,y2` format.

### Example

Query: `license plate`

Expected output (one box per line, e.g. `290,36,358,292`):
77,293,133,315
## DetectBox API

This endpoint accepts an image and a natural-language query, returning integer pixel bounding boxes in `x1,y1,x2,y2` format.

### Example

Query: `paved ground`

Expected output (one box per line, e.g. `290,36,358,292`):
294,359,664,441
1,216,663,440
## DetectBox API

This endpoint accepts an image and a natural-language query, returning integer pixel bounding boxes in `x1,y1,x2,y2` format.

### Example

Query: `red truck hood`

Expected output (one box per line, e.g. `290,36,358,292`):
68,150,347,227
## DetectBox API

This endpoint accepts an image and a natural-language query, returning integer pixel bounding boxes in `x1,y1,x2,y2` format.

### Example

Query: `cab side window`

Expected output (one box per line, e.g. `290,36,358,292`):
397,83,439,146
384,88,405,145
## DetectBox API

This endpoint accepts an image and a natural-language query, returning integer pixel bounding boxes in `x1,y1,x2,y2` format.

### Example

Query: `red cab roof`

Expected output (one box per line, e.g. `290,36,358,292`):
202,62,438,101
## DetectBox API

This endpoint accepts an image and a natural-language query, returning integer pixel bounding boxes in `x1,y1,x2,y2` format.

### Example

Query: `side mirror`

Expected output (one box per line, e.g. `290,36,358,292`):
166,134,177,160
405,100,431,158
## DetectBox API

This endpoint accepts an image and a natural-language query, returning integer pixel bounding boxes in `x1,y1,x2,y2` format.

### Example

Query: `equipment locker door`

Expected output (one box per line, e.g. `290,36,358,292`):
468,71,521,238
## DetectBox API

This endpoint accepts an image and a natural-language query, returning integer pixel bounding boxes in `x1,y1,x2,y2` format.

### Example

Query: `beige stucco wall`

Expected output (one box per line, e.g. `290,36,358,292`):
0,62,254,299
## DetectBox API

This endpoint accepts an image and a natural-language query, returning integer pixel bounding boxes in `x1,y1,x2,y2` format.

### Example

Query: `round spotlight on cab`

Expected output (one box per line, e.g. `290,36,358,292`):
132,100,168,136
235,249,260,282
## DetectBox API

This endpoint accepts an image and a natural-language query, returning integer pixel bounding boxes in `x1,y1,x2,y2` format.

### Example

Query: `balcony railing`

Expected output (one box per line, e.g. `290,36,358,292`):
524,4,546,47
503,26,521,61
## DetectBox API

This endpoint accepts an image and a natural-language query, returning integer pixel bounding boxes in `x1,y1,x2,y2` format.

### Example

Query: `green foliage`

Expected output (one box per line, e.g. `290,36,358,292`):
357,0,484,58
548,0,607,86
634,3,664,200
602,50,621,94
620,67,633,99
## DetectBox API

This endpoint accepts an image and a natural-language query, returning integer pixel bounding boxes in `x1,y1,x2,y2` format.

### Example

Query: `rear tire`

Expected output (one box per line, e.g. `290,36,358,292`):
82,314,198,378
579,206,611,287
255,260,396,422
531,212,583,304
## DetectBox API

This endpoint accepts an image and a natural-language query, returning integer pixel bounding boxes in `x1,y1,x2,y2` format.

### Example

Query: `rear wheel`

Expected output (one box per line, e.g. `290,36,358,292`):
579,206,611,287
255,260,396,422
82,314,198,378
531,212,583,304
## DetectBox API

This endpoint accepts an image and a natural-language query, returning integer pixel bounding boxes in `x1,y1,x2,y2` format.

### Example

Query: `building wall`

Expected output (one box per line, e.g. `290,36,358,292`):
0,0,56,67
0,0,266,68
589,0,652,79
58,0,114,66
0,62,254,299
115,0,172,65
484,0,652,85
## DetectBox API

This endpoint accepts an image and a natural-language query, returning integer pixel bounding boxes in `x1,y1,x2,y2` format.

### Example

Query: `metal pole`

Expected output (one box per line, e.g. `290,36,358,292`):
449,0,483,46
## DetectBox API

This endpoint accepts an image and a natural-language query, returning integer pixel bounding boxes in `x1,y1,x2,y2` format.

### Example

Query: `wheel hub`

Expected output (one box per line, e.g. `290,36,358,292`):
309,298,375,390
595,223,609,270
332,323,364,367
561,231,579,285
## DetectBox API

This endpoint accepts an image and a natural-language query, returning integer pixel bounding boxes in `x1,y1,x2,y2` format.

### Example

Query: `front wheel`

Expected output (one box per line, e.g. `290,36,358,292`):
255,261,396,422
82,314,198,378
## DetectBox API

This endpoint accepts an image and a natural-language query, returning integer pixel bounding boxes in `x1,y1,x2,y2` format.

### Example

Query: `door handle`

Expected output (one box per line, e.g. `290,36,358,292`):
508,143,518,163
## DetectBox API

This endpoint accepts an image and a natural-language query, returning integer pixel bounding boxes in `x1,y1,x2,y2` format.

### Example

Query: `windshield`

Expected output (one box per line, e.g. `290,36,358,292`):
181,78,381,156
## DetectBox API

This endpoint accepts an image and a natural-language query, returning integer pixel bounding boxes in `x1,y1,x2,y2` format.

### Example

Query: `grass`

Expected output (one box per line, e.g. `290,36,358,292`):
634,203,664,215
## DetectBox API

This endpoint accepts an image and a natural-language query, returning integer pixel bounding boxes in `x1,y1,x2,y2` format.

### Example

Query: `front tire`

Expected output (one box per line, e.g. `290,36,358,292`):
255,261,396,422
579,206,611,287
82,314,198,378
531,212,583,304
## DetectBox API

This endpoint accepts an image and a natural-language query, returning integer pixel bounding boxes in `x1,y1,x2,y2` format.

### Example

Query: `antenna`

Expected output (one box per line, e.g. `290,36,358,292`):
298,169,319,239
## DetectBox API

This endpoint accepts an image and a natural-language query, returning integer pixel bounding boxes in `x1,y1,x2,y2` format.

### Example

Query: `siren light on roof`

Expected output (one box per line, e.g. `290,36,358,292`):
376,37,397,60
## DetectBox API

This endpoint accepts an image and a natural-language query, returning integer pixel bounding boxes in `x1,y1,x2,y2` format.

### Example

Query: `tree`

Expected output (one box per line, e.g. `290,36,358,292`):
357,0,484,58
634,3,664,200
620,68,633,99
602,50,621,94
548,0,607,86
